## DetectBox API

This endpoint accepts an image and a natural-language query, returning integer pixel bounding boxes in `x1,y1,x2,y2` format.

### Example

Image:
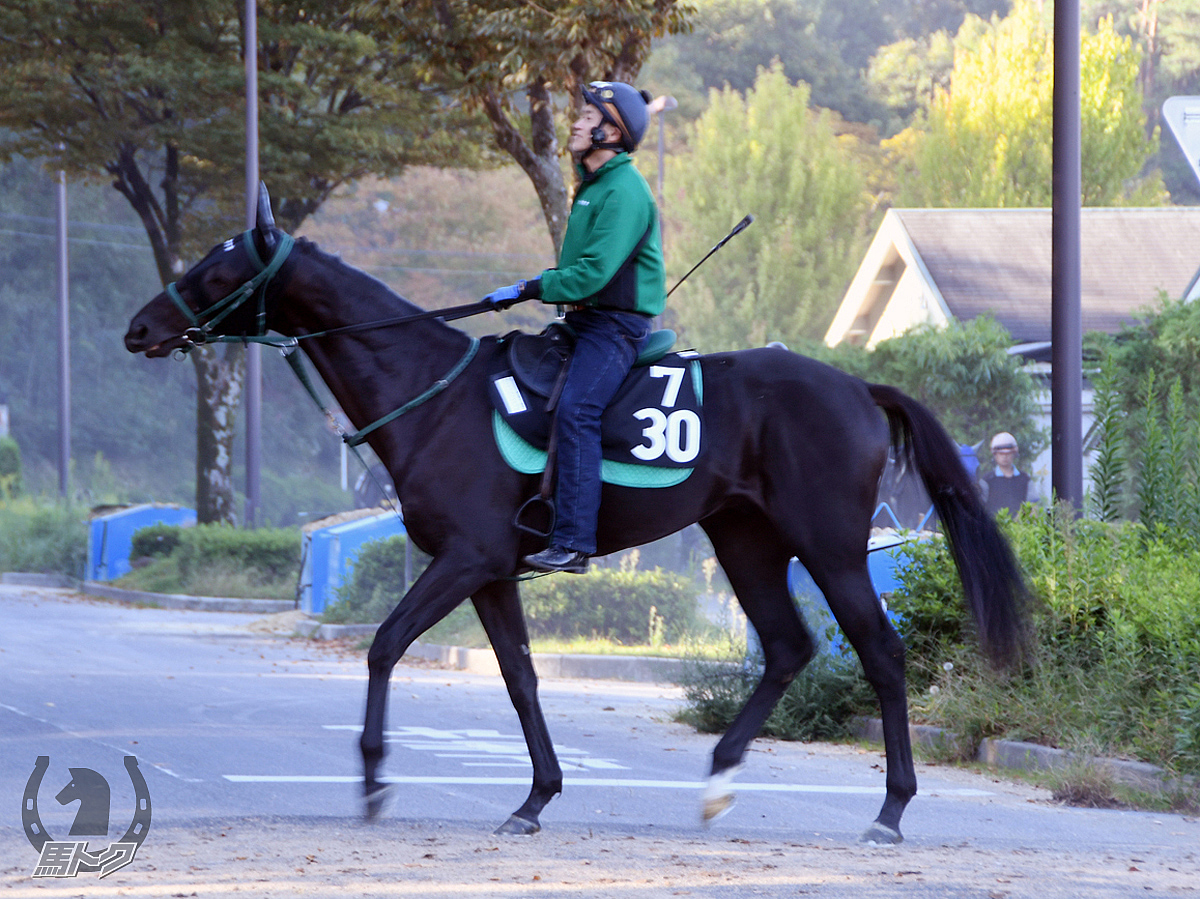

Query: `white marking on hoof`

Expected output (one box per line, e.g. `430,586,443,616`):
701,765,743,826
860,822,903,845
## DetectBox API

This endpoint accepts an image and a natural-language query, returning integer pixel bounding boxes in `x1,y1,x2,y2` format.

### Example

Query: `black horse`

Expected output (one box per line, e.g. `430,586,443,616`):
125,191,1027,844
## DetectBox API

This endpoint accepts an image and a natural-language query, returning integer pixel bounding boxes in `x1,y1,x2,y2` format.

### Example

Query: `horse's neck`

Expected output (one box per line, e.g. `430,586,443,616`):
278,252,473,450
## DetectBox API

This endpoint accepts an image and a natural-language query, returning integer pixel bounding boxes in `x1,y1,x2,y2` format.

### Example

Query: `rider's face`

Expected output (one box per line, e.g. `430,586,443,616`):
569,104,610,154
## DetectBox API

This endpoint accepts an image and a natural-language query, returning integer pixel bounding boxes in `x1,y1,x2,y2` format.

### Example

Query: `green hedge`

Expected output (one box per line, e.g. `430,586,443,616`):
0,498,85,577
120,523,301,599
520,567,699,644
170,524,299,580
324,539,700,646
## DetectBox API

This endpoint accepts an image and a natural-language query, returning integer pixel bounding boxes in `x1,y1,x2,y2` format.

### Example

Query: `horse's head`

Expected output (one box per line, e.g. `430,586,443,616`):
124,184,293,357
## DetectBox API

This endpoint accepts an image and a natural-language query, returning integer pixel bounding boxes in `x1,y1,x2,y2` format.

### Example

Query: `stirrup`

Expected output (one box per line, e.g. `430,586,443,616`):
514,495,555,539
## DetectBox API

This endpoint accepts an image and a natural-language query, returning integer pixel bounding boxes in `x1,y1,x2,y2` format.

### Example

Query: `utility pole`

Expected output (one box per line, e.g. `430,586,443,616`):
1051,0,1083,511
244,0,262,527
55,165,71,498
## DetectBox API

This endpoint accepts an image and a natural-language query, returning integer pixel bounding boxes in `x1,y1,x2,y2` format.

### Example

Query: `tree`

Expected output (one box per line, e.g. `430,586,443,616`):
884,0,1165,207
666,65,871,350
360,0,694,253
646,0,893,124
819,316,1044,456
0,0,482,522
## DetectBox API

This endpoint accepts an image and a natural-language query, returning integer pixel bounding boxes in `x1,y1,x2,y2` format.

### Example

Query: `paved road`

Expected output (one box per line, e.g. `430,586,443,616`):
1,584,1197,897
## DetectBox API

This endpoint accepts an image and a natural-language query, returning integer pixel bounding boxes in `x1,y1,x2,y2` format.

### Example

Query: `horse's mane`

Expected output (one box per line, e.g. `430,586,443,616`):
290,235,424,315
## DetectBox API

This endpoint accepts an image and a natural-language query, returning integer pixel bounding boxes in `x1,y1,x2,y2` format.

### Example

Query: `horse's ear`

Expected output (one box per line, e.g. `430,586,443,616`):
256,182,277,248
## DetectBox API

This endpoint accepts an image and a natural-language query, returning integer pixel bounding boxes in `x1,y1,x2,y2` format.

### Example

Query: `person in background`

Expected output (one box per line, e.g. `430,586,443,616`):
978,431,1040,516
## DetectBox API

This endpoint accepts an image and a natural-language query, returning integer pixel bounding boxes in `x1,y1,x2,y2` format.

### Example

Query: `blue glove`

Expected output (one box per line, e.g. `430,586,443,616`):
483,281,525,310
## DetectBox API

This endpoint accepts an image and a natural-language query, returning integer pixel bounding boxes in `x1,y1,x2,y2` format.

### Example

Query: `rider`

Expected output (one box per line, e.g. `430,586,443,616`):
484,81,666,573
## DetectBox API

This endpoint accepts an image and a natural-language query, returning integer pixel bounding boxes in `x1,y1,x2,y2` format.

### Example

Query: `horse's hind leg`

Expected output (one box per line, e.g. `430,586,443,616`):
699,510,815,822
471,580,563,835
807,560,915,844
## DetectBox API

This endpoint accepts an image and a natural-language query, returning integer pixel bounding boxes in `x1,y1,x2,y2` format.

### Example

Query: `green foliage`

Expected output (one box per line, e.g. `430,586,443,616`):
116,523,300,598
520,566,700,644
679,644,874,741
171,525,300,581
1092,298,1200,535
1086,366,1127,522
370,0,693,250
130,524,185,561
653,0,892,123
0,437,22,499
893,510,1200,776
819,316,1044,454
325,541,699,644
885,0,1165,207
0,1,489,524
669,64,871,349
0,498,86,578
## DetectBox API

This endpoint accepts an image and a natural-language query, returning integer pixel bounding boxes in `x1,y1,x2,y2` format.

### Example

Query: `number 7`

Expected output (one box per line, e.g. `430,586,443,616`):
648,365,685,408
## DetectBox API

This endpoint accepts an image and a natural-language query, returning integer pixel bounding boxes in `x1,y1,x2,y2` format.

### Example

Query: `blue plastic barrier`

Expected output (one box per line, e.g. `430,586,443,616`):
87,504,196,581
299,511,406,615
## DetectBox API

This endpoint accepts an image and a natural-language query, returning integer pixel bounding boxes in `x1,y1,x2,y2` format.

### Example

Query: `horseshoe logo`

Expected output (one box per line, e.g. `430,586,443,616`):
23,756,153,872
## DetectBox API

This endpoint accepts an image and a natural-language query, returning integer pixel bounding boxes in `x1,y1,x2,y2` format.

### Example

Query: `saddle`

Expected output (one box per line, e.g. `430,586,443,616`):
489,323,705,475
505,321,680,399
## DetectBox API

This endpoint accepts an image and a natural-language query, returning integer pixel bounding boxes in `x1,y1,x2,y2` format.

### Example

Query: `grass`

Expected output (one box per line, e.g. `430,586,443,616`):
113,555,296,601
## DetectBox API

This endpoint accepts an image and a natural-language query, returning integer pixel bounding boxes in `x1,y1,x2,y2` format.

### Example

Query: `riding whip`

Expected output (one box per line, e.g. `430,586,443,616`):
667,214,754,298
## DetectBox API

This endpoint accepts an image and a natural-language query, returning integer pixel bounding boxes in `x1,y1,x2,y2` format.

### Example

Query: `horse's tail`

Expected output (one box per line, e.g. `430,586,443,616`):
868,383,1029,667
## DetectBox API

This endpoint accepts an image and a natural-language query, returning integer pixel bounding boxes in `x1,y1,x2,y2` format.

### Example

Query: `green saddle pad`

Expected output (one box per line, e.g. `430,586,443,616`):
492,412,693,488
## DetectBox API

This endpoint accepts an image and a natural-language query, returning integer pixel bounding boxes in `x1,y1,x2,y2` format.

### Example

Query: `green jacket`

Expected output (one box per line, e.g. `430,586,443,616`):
539,154,666,317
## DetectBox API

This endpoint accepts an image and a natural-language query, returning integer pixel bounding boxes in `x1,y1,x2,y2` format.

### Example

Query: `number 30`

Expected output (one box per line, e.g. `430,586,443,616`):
631,408,701,463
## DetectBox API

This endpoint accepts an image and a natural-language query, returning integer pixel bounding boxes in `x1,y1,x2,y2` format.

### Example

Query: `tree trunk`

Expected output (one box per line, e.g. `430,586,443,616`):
111,144,245,525
481,81,570,255
192,345,245,524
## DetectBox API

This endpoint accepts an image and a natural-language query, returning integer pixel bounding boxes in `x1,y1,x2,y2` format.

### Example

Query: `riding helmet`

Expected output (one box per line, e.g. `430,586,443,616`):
582,81,652,153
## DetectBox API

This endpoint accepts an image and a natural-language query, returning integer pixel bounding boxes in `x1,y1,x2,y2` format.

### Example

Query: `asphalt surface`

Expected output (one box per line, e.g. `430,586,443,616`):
1,584,1197,897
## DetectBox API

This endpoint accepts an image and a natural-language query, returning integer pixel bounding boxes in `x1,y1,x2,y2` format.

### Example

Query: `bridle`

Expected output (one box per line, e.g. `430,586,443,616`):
166,228,295,350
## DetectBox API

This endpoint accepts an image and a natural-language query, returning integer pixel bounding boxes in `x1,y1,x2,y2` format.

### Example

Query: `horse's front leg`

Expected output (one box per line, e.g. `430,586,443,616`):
360,552,498,817
471,580,563,835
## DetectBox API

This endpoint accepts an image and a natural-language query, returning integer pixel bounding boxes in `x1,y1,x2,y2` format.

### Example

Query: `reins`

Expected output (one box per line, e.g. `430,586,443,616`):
167,229,496,493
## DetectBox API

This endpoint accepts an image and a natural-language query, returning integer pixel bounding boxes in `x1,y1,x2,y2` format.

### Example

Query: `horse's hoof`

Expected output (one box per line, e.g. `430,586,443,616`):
700,765,742,826
494,814,540,836
860,822,904,845
363,783,394,820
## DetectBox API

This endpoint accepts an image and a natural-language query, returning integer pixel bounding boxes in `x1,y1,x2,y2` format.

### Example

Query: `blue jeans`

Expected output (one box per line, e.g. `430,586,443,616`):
552,309,652,554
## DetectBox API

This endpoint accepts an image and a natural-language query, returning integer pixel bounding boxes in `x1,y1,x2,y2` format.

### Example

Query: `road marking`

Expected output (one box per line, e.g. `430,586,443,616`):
323,724,629,770
220,774,991,797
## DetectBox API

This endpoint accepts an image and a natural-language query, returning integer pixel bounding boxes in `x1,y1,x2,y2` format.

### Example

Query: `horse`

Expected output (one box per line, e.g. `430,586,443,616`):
124,189,1028,844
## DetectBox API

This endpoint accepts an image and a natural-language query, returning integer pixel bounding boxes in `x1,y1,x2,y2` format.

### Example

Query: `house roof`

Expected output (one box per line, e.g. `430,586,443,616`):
826,207,1200,347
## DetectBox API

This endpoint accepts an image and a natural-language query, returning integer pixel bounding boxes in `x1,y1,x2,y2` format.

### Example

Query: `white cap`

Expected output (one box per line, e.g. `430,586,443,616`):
990,432,1018,451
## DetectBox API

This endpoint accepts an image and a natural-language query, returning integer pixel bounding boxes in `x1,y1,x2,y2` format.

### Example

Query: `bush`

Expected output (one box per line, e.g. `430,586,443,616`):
893,507,1200,776
173,524,300,581
678,646,874,742
0,498,86,577
130,523,185,560
323,543,701,647
521,566,700,644
0,437,22,499
116,523,301,599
